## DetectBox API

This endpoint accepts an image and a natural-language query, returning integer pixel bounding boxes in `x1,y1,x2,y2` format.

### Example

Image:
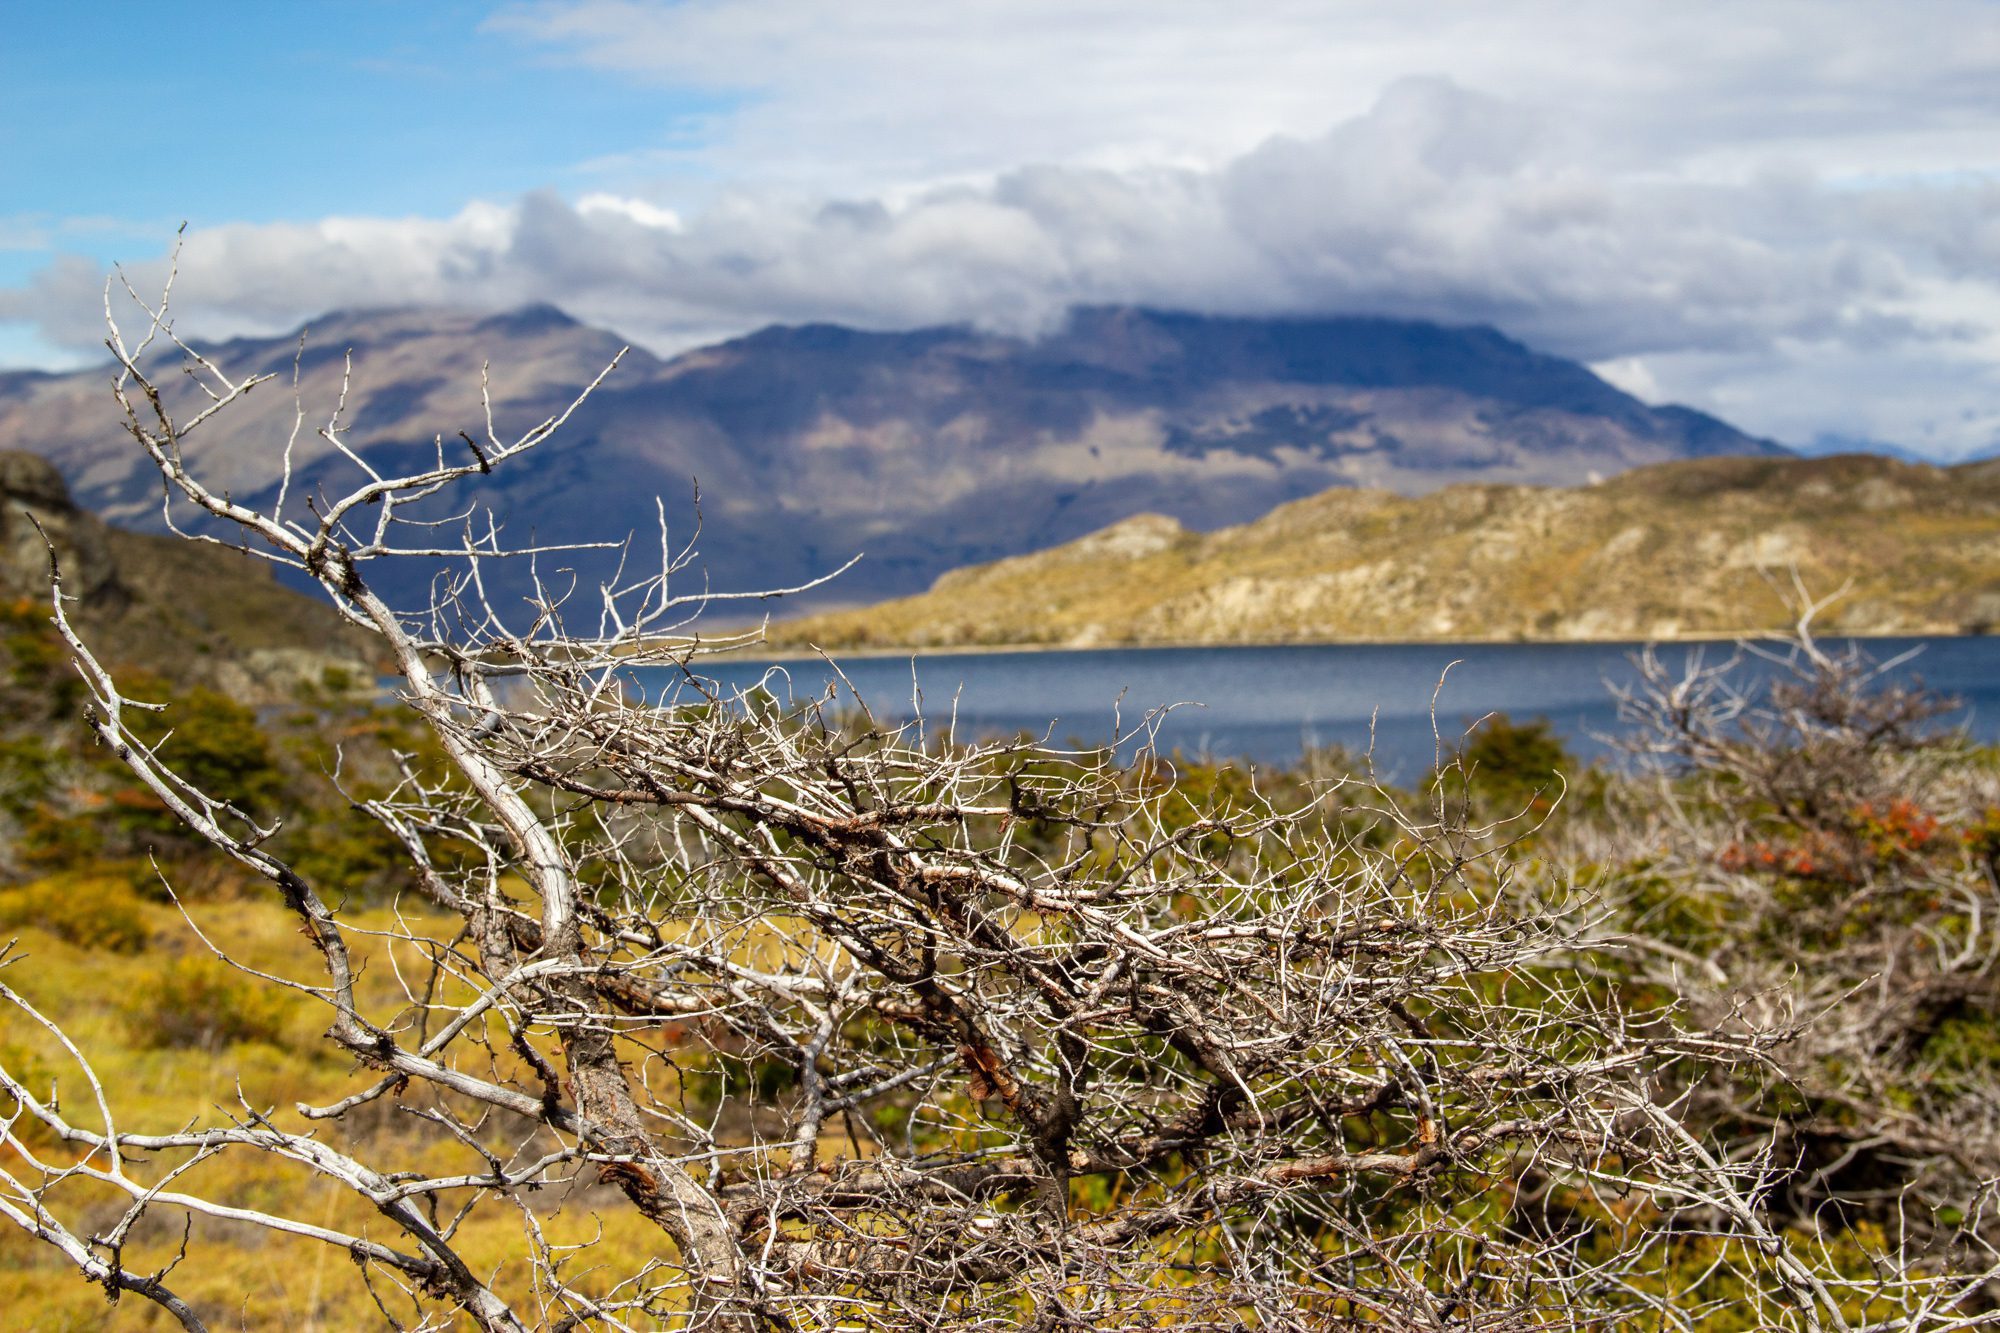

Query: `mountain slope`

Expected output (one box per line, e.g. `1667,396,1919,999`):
0,305,1783,612
1,451,374,699
761,454,2000,648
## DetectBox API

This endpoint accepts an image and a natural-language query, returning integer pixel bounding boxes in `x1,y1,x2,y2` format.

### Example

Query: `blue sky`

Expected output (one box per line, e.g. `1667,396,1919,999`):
6,2,2000,458
0,3,729,287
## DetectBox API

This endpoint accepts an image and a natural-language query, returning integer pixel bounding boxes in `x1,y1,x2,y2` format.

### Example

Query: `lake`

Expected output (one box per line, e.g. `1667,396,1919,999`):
655,637,2000,780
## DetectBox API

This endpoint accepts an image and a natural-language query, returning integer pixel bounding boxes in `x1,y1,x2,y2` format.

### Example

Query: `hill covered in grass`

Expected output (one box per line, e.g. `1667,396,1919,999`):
762,452,2000,650
0,450,374,699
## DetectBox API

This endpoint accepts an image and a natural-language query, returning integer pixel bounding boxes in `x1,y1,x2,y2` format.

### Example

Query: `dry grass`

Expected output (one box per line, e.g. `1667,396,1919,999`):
0,875,674,1330
764,453,2000,651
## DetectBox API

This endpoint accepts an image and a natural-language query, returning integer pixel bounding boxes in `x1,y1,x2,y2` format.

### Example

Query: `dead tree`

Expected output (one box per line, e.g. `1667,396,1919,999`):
1604,606,2000,1267
0,269,1992,1329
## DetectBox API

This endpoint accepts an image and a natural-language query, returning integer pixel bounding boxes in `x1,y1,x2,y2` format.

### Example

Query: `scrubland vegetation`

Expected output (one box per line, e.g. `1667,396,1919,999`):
4,582,1999,1327
5,284,1999,1329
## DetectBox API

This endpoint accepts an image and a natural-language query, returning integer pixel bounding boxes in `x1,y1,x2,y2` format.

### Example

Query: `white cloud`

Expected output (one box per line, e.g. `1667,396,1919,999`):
490,0,2000,190
575,193,682,230
1591,358,1661,404
7,3,2000,457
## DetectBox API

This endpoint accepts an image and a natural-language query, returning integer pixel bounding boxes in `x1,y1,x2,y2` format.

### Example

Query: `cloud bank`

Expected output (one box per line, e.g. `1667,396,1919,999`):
7,1,2000,457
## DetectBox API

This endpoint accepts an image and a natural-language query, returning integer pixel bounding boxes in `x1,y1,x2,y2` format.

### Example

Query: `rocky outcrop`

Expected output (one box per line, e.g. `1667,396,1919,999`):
2,450,374,701
0,450,126,611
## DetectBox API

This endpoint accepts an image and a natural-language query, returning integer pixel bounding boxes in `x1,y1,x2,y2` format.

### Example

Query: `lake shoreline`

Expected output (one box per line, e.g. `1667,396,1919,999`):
653,634,2000,773
694,627,1989,664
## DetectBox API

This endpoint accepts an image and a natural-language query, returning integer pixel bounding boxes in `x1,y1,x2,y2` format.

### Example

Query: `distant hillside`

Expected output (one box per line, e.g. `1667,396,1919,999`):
0,451,373,699
0,305,1782,612
761,454,2000,649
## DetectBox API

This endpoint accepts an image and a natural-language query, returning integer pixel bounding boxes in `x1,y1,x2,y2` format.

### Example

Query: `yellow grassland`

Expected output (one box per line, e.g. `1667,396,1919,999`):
0,873,679,1329
762,454,2000,652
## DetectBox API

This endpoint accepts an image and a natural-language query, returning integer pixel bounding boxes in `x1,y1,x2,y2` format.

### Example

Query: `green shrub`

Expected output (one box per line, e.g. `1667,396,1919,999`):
0,872,150,952
287,813,412,899
1439,712,1573,816
133,685,287,813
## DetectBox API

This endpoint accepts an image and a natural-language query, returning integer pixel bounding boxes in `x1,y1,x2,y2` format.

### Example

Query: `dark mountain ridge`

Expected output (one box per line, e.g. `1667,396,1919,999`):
0,304,1785,613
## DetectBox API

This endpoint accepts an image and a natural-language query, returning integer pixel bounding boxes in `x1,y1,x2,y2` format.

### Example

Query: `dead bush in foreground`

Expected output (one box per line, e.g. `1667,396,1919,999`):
2,272,1994,1330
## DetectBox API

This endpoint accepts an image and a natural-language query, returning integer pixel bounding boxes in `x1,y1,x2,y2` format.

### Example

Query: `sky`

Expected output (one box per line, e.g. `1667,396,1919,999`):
5,0,2000,457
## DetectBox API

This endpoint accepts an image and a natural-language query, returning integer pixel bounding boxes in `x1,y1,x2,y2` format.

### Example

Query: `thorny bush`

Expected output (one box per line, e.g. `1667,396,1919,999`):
1,269,1996,1331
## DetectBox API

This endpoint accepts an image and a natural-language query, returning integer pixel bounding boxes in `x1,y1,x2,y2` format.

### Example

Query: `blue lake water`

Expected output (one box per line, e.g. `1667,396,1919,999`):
652,638,2000,781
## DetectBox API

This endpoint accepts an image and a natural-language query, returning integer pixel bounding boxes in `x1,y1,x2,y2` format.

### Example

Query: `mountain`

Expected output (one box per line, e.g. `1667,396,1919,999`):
759,453,2000,649
0,305,1785,613
0,451,374,700
1799,432,2000,467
